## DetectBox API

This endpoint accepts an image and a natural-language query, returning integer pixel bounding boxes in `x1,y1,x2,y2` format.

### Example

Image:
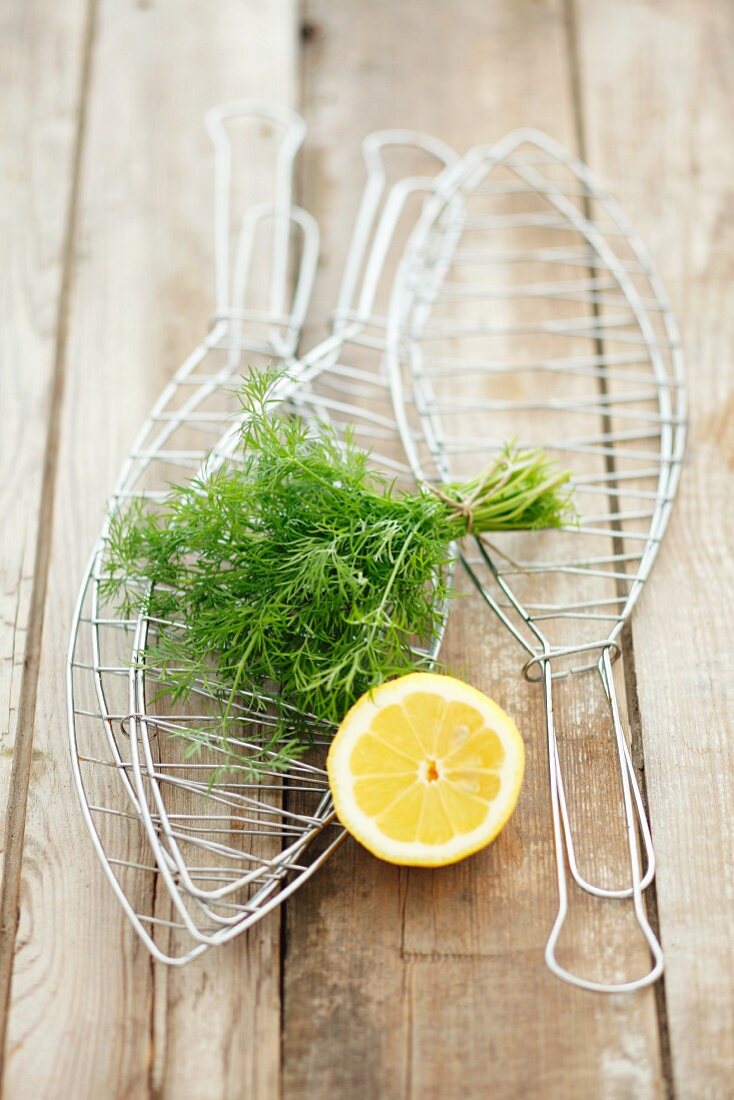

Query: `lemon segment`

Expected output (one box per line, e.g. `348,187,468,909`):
326,672,525,867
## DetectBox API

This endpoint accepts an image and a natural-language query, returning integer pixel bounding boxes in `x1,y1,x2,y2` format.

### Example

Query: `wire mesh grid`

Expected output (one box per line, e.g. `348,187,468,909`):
67,105,685,988
386,130,685,990
67,105,459,963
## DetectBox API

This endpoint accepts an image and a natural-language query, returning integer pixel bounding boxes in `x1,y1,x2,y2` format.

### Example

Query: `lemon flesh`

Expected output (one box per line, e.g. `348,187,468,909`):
326,672,525,867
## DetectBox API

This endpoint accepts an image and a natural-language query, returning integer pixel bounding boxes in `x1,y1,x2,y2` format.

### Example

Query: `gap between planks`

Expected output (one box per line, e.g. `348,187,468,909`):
563,1,675,1096
621,627,675,1100
0,0,99,1082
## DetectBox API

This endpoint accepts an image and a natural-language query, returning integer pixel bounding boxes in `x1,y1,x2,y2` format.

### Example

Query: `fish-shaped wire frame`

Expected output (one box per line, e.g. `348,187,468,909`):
385,131,685,992
67,102,458,963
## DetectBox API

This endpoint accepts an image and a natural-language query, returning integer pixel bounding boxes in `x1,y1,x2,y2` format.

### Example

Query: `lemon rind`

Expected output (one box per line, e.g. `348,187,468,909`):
326,673,525,868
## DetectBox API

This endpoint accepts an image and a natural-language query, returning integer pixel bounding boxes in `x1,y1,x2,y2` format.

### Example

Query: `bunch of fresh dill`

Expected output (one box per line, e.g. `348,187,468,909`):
103,371,575,771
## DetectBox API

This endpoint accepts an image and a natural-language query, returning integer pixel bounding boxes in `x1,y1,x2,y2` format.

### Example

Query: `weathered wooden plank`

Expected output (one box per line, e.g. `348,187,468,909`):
3,2,298,1097
0,0,87,783
0,0,91,1062
285,3,664,1098
574,1,734,1097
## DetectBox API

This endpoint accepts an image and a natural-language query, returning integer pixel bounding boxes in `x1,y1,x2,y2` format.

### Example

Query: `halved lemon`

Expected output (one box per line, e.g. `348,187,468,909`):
327,672,525,866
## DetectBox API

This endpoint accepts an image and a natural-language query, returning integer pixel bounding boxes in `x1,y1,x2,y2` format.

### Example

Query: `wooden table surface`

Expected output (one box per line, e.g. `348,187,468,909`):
1,1,732,1097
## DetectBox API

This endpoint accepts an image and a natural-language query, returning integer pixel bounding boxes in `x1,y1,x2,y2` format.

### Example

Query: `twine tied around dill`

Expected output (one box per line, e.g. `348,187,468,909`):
423,464,515,536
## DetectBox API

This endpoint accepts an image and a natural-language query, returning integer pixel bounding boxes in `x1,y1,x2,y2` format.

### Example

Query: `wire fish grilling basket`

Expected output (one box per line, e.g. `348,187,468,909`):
67,102,457,963
386,130,685,992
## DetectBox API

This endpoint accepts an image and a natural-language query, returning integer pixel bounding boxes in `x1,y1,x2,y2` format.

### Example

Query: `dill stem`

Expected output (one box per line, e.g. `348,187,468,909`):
366,527,417,649
104,371,577,774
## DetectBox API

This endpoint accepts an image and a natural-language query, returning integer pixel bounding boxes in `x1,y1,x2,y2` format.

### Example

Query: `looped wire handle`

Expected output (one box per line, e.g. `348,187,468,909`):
541,648,664,992
205,101,315,356
333,129,458,333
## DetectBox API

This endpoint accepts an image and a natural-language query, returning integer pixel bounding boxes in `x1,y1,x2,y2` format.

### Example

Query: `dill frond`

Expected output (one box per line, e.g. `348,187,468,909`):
102,370,576,774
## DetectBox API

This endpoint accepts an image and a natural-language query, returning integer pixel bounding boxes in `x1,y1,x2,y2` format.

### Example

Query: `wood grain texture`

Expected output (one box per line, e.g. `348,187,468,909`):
0,0,87,783
0,0,89,906
2,2,298,1097
284,3,664,1098
1,1,731,1097
574,2,734,1097
0,0,92,1072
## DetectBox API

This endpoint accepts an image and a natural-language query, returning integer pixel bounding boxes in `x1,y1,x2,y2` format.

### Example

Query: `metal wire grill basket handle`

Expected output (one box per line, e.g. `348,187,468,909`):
67,104,457,963
386,130,685,992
